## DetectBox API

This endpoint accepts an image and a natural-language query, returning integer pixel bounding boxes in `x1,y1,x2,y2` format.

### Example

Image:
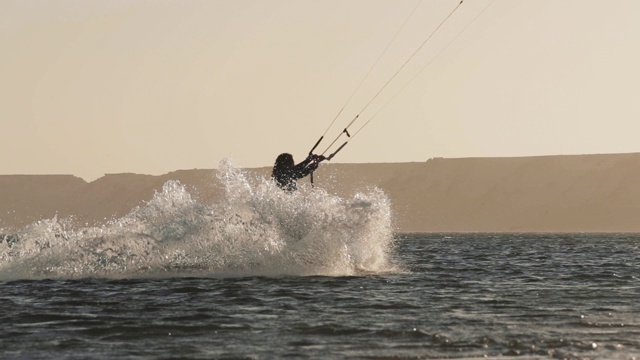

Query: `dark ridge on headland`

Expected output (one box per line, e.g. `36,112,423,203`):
2,153,640,233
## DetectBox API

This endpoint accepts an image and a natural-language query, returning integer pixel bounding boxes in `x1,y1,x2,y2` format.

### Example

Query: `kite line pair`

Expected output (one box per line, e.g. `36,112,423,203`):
302,0,496,184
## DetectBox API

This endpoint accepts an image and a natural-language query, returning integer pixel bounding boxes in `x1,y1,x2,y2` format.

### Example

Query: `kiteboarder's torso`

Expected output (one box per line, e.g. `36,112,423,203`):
272,153,319,191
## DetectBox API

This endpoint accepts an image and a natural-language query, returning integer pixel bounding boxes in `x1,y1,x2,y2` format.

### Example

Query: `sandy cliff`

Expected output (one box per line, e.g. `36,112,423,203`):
2,153,640,233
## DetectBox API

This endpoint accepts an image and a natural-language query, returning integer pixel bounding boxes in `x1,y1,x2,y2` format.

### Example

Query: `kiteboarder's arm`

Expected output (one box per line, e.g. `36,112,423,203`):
291,155,325,179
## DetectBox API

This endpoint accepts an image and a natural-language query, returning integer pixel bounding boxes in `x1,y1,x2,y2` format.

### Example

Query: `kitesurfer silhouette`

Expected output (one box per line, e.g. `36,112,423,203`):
272,153,325,191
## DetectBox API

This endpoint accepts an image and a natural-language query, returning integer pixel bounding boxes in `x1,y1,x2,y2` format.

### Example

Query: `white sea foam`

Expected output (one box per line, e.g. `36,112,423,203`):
0,159,397,280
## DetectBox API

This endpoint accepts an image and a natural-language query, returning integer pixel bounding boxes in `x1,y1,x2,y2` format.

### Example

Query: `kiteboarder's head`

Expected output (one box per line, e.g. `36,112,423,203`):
274,153,294,171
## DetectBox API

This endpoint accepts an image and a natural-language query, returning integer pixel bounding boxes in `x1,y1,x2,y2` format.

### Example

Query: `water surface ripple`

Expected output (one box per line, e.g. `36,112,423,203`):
1,233,639,359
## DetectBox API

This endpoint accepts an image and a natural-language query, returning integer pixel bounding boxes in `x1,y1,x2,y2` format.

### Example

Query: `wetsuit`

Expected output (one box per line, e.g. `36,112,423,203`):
272,157,319,191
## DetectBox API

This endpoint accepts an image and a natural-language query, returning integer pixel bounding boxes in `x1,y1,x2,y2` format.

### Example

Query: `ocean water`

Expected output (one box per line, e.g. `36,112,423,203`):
1,162,639,359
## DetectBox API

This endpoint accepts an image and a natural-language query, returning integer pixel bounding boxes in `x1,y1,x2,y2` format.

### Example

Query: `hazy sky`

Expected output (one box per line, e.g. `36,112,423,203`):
1,0,639,181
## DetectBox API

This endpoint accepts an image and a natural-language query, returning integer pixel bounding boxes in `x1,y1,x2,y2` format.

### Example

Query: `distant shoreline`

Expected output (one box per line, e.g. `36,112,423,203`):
2,153,640,233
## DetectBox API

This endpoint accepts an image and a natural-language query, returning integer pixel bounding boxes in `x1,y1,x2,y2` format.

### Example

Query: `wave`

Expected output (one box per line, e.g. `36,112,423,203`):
0,159,397,280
